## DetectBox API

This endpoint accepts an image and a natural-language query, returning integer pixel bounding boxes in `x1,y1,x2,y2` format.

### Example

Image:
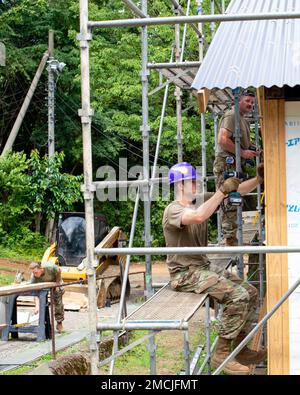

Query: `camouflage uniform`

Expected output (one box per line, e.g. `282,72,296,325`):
213,108,251,240
169,266,257,338
30,263,65,324
163,195,258,339
52,287,65,324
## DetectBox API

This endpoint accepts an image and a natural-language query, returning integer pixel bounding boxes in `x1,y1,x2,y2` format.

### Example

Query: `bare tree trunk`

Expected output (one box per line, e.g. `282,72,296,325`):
45,218,55,242
70,161,79,175
35,213,42,233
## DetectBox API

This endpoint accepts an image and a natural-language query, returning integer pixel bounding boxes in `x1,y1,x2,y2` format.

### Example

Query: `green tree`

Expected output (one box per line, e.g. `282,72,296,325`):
0,150,82,253
0,151,30,237
28,149,83,232
0,0,232,249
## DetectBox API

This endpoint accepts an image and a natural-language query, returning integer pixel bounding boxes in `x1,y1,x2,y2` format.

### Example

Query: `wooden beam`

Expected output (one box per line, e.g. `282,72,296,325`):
262,97,289,374
95,226,121,250
0,282,56,297
256,87,264,122
197,88,210,113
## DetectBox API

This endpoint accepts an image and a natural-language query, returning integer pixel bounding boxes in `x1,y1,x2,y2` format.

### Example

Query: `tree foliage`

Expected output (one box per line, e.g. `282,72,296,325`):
0,150,82,250
28,149,82,218
0,0,232,253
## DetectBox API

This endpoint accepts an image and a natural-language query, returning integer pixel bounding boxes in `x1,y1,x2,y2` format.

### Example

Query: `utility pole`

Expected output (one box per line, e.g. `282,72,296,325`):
46,31,66,242
48,30,55,158
46,30,66,158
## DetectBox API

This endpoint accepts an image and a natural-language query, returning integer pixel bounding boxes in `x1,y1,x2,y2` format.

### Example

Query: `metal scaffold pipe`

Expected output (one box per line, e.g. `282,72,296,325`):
122,0,146,18
78,0,98,375
141,0,155,375
141,0,153,300
197,1,206,193
213,111,222,244
109,182,141,374
88,12,300,29
94,177,168,189
196,0,204,62
221,0,225,13
97,322,189,331
180,0,191,62
147,60,201,69
233,88,244,279
174,3,183,162
95,245,300,255
254,98,264,307
150,49,174,199
171,0,203,38
210,0,216,37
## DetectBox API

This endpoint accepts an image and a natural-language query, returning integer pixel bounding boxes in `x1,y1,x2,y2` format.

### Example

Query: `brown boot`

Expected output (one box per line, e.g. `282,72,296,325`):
225,237,238,246
211,337,250,375
234,333,267,365
56,322,64,334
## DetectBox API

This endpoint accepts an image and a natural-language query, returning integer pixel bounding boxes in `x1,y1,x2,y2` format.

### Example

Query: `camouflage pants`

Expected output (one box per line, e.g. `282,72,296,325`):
170,265,258,339
53,287,65,324
213,156,239,240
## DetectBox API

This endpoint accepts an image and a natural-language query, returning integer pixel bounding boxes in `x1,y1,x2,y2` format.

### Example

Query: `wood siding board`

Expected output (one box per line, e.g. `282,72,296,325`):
263,99,289,374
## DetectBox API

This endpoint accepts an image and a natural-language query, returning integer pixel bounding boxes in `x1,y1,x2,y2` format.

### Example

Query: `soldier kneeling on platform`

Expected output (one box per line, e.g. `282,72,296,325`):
163,162,265,375
29,261,65,334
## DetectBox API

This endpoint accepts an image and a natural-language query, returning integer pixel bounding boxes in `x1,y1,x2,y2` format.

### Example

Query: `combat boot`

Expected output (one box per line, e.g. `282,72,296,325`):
56,322,64,334
233,333,267,365
225,237,238,246
211,337,250,375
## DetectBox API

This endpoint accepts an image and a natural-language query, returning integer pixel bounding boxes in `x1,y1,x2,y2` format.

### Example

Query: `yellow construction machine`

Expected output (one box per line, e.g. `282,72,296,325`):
41,212,130,308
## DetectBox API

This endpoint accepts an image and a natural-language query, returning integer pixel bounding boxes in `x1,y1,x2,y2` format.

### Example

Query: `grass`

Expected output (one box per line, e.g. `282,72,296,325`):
99,321,219,375
0,244,47,262
1,324,220,375
0,273,15,285
0,265,17,272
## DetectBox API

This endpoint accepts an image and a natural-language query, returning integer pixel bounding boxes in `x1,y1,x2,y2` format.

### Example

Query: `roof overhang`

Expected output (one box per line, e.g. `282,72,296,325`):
192,0,300,92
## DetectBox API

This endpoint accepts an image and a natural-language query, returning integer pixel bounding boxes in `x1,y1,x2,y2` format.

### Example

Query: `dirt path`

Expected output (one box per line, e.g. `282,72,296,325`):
0,258,170,283
0,258,31,280
0,258,174,374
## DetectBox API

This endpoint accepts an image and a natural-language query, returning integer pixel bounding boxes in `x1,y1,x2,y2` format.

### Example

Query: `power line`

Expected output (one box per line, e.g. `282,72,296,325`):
54,101,140,179
56,92,149,162
56,91,172,166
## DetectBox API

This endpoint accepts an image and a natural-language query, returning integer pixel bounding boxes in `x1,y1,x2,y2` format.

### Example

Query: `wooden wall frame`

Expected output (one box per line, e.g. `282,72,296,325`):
260,93,290,374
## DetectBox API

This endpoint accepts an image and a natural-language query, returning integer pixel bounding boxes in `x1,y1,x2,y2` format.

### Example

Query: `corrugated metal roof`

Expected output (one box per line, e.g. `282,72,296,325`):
192,0,300,90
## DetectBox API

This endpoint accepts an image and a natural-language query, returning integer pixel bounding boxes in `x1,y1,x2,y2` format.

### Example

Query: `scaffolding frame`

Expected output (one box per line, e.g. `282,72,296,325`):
78,0,300,375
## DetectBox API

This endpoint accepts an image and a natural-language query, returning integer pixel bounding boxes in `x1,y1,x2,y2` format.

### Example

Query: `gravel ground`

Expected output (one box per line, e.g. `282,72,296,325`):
0,297,144,362
0,262,169,363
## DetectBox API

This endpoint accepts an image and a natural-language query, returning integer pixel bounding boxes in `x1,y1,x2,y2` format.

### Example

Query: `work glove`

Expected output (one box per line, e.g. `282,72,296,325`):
219,177,241,195
257,163,264,184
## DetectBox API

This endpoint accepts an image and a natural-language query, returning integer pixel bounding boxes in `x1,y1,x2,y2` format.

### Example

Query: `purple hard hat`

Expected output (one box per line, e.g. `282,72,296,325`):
168,162,199,185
